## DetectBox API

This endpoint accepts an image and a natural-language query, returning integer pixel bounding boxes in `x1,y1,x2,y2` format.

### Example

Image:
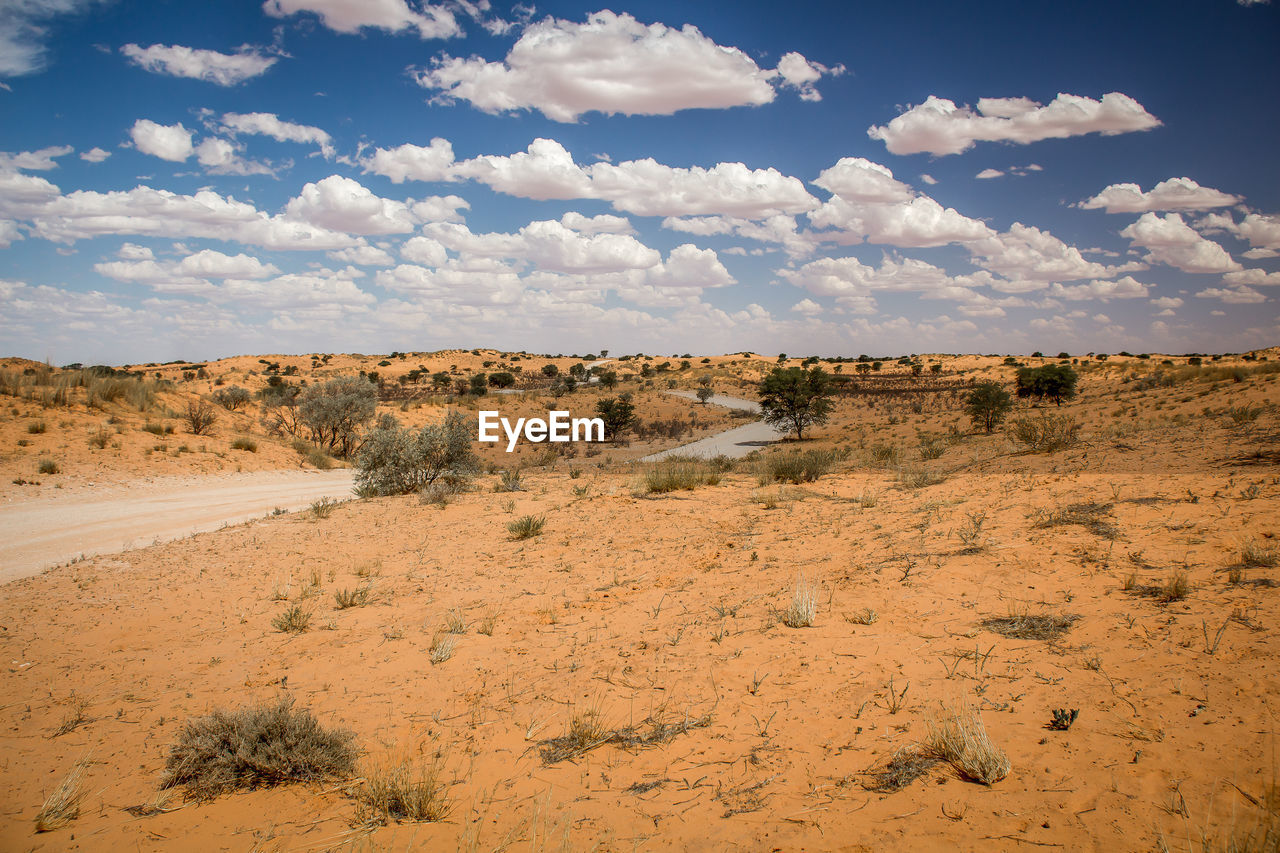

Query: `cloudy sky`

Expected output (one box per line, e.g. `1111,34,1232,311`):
1,0,1278,364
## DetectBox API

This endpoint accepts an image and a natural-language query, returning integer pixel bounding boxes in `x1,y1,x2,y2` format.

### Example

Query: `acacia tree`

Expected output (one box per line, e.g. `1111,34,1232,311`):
595,395,637,441
1015,364,1078,406
299,376,378,457
965,381,1013,433
757,366,834,440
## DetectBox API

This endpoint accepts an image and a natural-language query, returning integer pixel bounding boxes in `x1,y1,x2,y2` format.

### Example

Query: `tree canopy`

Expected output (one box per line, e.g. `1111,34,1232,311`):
757,366,834,440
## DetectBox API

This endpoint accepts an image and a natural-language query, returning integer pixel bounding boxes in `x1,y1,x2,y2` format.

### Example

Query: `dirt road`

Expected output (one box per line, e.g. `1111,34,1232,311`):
0,469,355,584
642,391,786,461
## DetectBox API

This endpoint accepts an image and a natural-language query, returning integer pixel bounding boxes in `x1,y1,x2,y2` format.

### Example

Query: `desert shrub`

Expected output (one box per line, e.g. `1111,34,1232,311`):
896,465,945,489
923,705,1010,785
161,698,356,799
495,468,523,492
27,421,46,434
212,385,252,411
1008,413,1079,452
1227,404,1262,425
355,757,451,824
231,437,257,452
965,381,1013,433
643,458,721,493
507,514,545,540
355,410,477,497
917,436,946,460
854,438,895,465
334,586,370,609
38,459,59,474
184,400,218,436
272,605,310,633
487,371,516,389
300,376,377,457
758,449,836,484
88,427,111,449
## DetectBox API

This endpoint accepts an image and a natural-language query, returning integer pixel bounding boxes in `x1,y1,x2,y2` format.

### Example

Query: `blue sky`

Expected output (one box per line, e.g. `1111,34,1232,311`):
1,0,1278,364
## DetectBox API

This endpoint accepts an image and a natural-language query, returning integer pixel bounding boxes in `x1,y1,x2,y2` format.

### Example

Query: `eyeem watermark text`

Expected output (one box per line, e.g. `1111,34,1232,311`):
478,411,604,452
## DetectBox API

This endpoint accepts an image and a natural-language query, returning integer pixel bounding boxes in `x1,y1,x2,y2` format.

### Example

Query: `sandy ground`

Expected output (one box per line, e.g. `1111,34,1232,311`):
1,350,1277,851
0,469,355,583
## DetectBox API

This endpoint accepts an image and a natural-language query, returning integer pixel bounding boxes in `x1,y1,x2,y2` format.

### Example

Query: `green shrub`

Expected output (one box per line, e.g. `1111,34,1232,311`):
356,410,477,496
508,514,546,540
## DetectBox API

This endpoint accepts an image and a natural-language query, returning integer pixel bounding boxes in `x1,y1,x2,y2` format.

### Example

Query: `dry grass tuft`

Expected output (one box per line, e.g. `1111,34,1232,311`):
1160,570,1191,602
1032,501,1117,538
922,704,1010,785
428,633,456,664
981,608,1078,641
272,604,311,633
334,586,371,609
780,574,818,628
507,514,546,540
35,756,88,832
354,755,451,824
864,747,939,792
161,697,356,799
1241,538,1279,569
538,704,711,765
643,458,722,494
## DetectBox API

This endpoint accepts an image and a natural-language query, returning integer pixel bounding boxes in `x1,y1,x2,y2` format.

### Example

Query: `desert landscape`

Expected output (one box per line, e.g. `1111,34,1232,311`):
1,348,1278,851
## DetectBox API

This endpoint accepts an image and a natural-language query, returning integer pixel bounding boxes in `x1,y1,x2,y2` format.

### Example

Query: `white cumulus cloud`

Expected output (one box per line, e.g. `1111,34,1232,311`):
121,43,278,86
1120,212,1241,273
130,119,194,162
413,10,835,121
867,92,1161,156
262,0,460,38
220,112,333,157
1079,177,1241,213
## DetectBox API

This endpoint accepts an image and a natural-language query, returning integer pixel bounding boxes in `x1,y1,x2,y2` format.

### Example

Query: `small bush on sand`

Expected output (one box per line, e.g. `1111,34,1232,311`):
184,400,218,436
272,605,311,633
355,756,451,824
1008,413,1079,452
231,437,257,452
780,574,818,627
643,458,721,493
757,449,837,485
923,704,1010,785
38,459,59,475
161,697,356,799
508,514,545,540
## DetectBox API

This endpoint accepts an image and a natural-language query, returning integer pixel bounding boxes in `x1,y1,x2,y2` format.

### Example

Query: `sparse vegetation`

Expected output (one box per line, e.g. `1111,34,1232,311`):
508,514,546,540
354,756,451,824
35,757,87,832
923,704,1010,785
643,458,722,493
272,605,311,633
161,698,356,799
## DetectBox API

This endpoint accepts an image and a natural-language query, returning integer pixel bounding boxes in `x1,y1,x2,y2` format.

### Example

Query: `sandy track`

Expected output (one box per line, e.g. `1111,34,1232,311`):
0,469,355,584
642,391,786,460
